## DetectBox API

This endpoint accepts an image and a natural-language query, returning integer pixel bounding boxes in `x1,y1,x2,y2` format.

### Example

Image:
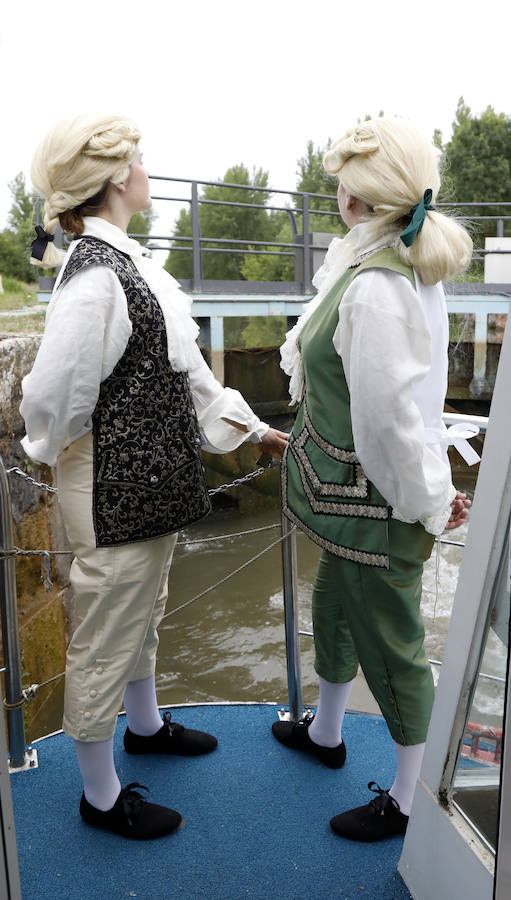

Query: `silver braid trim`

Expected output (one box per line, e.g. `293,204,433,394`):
281,456,389,569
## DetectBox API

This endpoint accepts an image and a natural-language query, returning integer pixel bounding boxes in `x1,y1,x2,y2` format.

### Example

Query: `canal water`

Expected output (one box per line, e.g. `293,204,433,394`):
28,479,507,741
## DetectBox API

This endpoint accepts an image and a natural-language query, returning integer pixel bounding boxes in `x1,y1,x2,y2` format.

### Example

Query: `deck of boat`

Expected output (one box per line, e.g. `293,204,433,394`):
10,704,413,899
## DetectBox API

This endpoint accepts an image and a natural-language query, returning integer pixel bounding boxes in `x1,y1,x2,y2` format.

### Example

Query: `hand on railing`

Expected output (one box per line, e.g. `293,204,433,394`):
445,491,471,530
259,428,289,458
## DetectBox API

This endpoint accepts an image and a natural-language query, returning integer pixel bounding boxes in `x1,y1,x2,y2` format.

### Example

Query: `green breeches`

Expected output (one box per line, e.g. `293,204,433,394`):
311,517,436,746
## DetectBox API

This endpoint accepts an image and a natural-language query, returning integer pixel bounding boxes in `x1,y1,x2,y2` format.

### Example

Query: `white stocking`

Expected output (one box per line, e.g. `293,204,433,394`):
308,676,354,748
74,738,121,811
123,674,163,737
389,741,425,816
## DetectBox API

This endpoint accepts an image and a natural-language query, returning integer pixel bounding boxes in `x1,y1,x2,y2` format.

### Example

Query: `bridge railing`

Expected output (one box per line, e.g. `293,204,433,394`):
39,178,511,297
141,177,511,294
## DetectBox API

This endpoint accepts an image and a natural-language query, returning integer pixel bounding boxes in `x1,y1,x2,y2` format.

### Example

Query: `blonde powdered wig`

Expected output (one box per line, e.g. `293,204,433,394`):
30,112,141,266
323,117,472,285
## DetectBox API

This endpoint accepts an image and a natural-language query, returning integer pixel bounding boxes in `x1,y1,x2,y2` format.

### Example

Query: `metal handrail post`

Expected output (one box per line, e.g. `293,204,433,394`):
302,194,312,292
280,512,303,721
191,181,202,290
0,458,27,768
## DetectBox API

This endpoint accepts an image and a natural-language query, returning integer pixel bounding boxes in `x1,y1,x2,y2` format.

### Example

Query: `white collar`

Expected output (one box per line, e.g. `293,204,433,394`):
76,218,203,373
82,216,145,260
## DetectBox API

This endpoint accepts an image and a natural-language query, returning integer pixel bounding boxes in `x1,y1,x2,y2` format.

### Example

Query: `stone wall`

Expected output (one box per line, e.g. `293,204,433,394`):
1,334,70,741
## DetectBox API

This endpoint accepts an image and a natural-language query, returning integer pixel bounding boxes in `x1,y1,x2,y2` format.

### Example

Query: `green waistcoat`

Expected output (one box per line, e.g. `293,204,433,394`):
281,248,415,569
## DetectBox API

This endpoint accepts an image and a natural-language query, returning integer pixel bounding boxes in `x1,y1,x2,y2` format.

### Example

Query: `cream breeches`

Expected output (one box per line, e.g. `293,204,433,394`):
56,432,177,742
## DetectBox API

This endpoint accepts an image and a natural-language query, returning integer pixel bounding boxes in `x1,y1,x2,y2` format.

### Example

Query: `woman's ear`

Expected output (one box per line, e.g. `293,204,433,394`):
345,193,357,212
110,179,127,194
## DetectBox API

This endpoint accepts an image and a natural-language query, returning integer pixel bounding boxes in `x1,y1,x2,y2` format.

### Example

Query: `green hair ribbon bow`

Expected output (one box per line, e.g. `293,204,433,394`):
399,188,435,247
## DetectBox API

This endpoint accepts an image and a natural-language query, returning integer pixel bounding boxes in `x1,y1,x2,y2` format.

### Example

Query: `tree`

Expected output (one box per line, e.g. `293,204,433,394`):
0,173,38,282
295,140,343,234
164,164,276,281
239,141,344,285
128,208,156,244
239,213,295,283
443,98,511,237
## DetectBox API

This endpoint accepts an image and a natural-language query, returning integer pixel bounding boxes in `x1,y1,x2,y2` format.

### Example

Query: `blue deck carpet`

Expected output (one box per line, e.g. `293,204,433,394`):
10,705,412,900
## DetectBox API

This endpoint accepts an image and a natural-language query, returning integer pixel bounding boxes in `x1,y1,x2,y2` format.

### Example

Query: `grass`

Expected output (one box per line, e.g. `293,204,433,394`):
0,276,46,333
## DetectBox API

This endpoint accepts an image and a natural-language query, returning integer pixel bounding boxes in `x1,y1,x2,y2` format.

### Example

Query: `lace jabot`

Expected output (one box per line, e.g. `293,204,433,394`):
79,217,203,373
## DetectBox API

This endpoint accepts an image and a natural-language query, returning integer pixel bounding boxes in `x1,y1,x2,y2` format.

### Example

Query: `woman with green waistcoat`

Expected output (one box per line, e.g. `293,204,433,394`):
273,117,476,842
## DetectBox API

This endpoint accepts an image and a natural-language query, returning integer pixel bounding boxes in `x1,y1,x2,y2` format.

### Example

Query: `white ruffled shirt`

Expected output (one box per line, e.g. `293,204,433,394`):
20,217,268,466
281,223,458,536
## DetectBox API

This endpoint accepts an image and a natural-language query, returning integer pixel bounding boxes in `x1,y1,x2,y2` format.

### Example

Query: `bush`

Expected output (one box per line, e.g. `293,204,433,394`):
1,275,27,294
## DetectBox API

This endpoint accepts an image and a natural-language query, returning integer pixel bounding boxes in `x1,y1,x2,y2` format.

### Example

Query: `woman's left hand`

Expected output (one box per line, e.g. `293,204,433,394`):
260,428,289,458
445,491,471,530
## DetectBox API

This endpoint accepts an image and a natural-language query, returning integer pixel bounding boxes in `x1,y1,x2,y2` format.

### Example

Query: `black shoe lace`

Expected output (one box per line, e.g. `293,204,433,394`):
293,710,314,733
162,711,184,737
367,782,401,817
119,782,148,827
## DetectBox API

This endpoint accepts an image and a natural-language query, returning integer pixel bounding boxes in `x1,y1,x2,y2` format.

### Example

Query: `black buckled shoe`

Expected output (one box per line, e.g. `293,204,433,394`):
271,712,346,769
124,712,218,757
330,782,409,841
80,783,182,839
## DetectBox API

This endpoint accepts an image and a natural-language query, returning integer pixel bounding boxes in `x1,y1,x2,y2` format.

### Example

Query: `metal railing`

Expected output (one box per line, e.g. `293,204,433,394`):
0,458,27,769
38,180,511,297
144,178,511,292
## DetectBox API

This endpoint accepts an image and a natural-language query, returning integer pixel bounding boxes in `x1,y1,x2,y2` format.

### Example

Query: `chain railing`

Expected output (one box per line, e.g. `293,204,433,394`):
0,453,298,769
0,413,488,769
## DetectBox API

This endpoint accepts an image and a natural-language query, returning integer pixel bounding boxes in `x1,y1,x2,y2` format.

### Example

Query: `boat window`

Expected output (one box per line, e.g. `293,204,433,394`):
452,531,509,853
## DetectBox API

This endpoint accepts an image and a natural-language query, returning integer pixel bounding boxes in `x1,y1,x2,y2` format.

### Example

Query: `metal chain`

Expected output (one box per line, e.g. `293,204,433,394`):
0,547,73,560
6,459,280,498
5,467,57,494
206,458,280,496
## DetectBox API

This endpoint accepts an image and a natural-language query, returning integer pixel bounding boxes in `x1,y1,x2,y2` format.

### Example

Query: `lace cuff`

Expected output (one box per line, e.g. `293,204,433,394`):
392,483,457,536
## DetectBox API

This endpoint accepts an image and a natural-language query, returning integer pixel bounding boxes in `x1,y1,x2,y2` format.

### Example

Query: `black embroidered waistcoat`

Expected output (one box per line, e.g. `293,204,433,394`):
59,236,211,547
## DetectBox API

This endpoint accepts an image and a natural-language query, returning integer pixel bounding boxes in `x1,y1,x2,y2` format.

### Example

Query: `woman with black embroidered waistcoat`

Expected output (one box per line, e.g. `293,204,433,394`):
20,112,288,840
273,117,476,842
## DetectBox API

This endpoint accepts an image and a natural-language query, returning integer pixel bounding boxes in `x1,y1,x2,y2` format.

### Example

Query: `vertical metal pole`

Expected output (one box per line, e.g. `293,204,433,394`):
210,315,225,386
191,181,202,291
497,218,504,238
302,194,312,292
280,512,303,721
0,459,27,769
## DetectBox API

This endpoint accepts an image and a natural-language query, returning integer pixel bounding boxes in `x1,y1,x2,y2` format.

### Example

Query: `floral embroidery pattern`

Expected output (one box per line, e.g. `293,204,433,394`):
61,237,211,547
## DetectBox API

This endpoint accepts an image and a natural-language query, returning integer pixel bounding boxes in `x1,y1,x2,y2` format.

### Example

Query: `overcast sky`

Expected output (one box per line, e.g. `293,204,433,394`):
1,0,510,237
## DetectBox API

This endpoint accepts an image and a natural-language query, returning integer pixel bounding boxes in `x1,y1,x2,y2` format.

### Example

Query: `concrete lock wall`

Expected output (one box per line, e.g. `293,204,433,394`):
0,335,70,741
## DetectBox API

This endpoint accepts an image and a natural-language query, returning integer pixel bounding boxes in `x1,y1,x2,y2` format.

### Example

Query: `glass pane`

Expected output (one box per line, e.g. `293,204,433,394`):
452,534,510,852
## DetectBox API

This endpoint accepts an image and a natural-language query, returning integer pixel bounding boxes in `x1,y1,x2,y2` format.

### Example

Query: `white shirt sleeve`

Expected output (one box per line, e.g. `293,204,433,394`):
332,267,455,535
20,265,131,466
187,352,268,453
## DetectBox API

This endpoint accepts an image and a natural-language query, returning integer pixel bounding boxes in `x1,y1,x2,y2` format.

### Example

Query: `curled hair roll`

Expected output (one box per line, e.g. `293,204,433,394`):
30,112,141,267
324,117,472,285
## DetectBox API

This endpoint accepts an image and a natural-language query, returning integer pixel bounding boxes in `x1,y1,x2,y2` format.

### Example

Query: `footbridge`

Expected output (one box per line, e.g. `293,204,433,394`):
37,177,511,404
